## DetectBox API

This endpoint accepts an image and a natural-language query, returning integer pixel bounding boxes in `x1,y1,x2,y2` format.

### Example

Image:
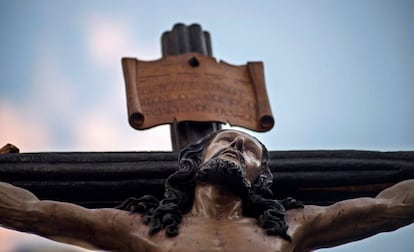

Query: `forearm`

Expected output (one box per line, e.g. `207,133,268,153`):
375,179,414,229
0,182,109,249
0,182,40,231
377,179,414,205
0,182,146,250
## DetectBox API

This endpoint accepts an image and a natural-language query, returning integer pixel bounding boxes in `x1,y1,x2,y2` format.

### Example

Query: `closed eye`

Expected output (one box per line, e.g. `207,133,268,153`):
247,148,258,157
219,137,232,143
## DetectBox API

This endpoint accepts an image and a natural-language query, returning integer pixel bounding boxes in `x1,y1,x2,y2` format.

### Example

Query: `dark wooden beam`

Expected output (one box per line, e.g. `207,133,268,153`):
1,150,413,208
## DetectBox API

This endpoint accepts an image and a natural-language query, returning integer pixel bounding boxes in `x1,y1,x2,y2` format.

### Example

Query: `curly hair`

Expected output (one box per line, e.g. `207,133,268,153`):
117,129,303,240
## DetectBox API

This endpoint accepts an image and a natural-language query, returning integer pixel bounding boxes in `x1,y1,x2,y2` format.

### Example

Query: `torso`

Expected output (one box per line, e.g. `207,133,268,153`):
121,210,310,252
150,218,294,252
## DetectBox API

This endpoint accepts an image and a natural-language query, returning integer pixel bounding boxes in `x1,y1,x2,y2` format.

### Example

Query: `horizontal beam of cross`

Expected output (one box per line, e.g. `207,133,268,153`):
1,150,413,208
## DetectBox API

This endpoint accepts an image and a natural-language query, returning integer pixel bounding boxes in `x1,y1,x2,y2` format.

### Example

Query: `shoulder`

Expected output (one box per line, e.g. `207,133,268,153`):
285,205,323,223
92,208,146,228
285,205,324,232
65,207,150,240
90,208,152,250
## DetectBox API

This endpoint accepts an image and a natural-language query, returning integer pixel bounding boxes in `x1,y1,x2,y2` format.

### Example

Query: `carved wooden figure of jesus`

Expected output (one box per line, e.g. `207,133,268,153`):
0,129,413,251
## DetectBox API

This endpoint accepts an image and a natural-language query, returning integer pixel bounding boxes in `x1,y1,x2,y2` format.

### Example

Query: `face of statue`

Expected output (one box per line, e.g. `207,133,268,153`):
201,130,264,186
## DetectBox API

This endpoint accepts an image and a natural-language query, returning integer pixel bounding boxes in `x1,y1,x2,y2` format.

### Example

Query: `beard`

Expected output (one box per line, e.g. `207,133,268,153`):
196,157,251,196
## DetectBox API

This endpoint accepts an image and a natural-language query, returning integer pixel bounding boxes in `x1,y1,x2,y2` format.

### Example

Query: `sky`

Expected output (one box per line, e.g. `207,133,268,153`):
0,0,413,251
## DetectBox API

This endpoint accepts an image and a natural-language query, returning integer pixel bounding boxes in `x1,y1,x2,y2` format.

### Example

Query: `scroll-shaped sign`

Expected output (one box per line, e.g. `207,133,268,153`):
122,52,274,132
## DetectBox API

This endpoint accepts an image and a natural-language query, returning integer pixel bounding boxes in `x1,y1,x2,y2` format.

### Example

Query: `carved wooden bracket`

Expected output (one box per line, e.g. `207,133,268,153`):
0,144,19,154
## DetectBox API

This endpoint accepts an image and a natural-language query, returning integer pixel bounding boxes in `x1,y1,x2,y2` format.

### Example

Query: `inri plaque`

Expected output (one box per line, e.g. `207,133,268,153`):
122,52,274,132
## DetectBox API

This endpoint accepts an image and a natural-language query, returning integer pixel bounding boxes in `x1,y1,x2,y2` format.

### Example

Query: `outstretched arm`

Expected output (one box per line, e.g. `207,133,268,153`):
0,182,148,251
297,180,414,250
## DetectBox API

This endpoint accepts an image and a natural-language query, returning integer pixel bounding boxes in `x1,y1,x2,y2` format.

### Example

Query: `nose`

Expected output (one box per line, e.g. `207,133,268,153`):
230,136,244,152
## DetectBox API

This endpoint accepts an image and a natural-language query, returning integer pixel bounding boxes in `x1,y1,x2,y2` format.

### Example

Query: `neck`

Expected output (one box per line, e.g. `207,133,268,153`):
190,183,243,220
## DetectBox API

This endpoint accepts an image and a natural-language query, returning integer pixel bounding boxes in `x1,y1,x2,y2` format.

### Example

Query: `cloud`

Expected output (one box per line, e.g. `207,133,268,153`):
74,110,171,151
31,48,76,119
77,15,171,151
0,101,51,152
84,15,159,70
0,227,20,252
1,14,171,153
1,43,81,152
0,43,70,152
0,227,94,252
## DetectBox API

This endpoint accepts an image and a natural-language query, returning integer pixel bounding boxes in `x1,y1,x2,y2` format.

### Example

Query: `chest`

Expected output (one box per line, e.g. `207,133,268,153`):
147,218,295,252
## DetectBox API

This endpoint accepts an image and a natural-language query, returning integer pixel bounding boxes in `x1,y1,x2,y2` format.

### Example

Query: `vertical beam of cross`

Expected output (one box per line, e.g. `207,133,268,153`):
161,23,222,151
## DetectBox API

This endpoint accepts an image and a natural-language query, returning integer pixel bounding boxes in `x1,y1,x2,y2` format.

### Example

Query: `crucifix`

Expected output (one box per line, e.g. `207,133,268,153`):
0,23,413,251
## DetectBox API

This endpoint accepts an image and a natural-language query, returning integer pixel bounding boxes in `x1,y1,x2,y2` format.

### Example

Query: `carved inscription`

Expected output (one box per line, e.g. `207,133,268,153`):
122,52,274,132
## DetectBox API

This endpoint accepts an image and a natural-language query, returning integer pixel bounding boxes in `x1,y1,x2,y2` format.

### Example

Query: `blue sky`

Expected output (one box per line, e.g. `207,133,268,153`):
0,0,413,251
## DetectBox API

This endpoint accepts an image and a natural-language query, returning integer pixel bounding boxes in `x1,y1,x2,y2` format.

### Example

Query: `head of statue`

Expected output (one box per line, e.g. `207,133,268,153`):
177,129,273,198
119,129,301,239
